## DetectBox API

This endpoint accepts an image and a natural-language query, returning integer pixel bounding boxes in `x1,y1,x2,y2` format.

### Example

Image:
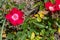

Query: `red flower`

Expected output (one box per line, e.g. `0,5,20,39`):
45,2,56,12
5,8,25,26
55,0,60,10
55,0,60,4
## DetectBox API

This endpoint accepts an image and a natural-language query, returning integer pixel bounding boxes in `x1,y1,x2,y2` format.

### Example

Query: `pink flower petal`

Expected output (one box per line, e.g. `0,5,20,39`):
5,14,11,20
17,18,24,25
45,2,56,12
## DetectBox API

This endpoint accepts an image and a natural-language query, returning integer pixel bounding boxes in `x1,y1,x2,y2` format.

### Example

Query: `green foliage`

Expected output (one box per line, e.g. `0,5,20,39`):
18,3,26,9
33,1,44,10
0,0,59,40
6,33,15,39
44,0,48,3
33,2,40,8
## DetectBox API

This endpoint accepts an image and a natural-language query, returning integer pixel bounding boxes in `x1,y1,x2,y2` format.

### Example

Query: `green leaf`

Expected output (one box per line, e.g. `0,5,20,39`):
45,31,49,36
33,22,45,28
16,31,27,40
27,31,31,38
30,32,35,40
55,22,60,27
50,0,55,4
16,32,22,37
40,29,45,36
39,1,44,10
6,3,11,9
18,3,26,9
48,21,51,26
21,34,26,40
21,23,28,29
44,0,48,3
32,2,40,8
49,29,56,34
7,33,14,39
36,17,42,22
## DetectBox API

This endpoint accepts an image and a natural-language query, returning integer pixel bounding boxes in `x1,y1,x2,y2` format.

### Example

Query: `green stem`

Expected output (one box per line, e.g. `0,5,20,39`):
0,19,6,40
